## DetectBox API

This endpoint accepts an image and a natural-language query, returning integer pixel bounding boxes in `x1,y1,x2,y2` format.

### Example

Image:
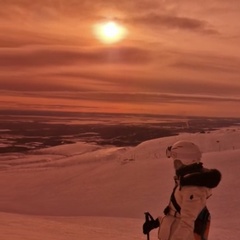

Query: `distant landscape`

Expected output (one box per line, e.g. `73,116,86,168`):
1,110,240,153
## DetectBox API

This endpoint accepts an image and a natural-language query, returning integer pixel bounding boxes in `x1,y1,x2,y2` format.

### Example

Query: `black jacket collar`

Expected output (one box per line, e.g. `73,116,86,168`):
176,163,221,189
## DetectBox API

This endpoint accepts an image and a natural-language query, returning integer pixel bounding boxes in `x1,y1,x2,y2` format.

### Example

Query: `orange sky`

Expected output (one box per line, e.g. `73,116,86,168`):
1,0,240,117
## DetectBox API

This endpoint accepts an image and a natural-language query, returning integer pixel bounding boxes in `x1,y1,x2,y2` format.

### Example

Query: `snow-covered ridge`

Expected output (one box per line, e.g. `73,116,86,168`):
0,127,239,239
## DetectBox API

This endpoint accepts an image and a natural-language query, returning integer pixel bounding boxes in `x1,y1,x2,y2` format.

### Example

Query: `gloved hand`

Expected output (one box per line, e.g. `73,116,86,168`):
143,212,160,235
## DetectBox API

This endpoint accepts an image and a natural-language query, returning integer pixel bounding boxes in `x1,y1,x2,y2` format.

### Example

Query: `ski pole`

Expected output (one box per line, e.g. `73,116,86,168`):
144,212,150,240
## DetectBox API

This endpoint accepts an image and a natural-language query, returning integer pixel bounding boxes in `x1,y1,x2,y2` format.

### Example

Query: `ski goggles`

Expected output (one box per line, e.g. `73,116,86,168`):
166,146,172,158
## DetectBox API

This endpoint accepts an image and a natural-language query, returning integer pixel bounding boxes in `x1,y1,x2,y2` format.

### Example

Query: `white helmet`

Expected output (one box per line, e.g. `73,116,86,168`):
166,141,202,165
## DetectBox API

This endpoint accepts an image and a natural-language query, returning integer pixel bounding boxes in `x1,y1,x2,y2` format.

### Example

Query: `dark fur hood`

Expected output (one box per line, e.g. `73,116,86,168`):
176,163,222,188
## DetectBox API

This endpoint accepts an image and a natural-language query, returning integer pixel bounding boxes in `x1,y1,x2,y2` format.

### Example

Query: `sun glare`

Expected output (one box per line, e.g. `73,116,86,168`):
94,21,127,44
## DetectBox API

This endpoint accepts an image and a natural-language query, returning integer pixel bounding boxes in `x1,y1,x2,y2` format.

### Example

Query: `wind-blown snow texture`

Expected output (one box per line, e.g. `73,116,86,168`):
0,128,240,240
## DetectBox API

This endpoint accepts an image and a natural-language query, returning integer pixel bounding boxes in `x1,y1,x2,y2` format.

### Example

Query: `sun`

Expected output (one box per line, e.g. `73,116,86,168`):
94,21,128,44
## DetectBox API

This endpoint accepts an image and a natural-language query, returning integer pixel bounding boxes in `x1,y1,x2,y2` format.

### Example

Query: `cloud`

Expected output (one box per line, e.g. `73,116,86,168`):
37,92,240,104
172,61,240,74
0,76,80,92
0,28,92,48
0,0,238,117
0,46,151,68
170,53,240,74
0,1,218,34
0,0,161,17
128,13,218,34
2,65,239,97
1,86,240,117
0,0,159,29
0,0,220,51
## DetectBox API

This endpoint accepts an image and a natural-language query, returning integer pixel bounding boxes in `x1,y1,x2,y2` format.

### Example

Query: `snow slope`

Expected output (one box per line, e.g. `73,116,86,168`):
0,128,240,240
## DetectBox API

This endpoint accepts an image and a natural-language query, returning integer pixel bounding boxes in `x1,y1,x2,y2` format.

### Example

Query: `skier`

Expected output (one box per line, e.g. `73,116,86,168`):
143,140,222,240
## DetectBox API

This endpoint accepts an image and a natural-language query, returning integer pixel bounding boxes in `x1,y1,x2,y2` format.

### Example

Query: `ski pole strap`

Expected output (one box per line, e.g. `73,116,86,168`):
145,212,154,222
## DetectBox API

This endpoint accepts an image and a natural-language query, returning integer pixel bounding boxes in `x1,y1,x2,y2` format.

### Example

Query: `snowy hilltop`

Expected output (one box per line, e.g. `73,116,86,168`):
0,127,240,240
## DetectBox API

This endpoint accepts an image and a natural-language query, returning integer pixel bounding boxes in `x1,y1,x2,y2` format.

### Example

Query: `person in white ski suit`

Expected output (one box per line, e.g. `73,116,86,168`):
143,141,221,240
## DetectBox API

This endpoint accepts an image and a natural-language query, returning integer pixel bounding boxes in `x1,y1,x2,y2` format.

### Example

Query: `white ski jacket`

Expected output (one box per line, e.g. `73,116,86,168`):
158,163,221,240
158,185,211,240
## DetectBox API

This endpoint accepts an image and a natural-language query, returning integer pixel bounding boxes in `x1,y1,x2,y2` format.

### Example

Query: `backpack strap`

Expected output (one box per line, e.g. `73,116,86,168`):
170,186,181,213
164,185,181,216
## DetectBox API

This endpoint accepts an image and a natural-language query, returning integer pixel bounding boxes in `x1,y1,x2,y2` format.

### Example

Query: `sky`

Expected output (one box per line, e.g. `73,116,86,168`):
1,0,240,117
